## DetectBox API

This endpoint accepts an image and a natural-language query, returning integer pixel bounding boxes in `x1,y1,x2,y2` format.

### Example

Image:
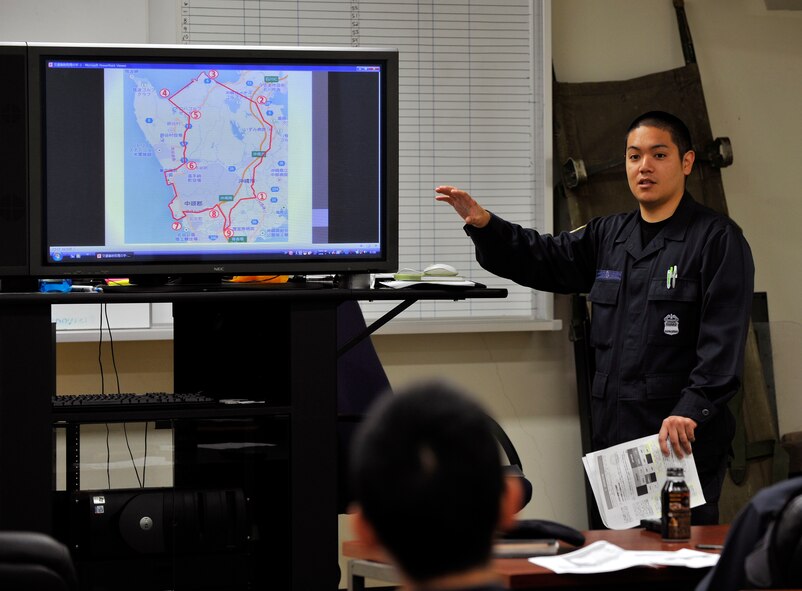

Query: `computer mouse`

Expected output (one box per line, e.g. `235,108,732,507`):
423,263,458,276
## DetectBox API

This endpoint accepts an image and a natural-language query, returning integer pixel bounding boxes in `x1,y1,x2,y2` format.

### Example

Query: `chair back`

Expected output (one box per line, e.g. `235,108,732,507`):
0,531,78,591
696,476,802,591
745,490,802,587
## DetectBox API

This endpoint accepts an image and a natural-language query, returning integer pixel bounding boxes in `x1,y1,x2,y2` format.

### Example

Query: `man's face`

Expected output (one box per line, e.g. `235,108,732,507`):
625,125,694,217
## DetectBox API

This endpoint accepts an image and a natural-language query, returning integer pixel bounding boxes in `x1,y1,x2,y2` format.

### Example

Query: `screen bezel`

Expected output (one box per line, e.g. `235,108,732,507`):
27,42,398,281
0,43,29,279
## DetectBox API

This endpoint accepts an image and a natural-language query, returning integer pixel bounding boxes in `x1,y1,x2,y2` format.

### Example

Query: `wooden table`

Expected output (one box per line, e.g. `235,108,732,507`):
343,524,728,590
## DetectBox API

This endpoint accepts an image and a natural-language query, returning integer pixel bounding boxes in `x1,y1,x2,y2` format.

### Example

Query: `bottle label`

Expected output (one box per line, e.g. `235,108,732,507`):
662,489,691,541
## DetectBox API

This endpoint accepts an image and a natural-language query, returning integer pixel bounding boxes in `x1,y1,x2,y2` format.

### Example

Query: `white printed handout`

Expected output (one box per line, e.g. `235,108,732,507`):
530,540,719,574
582,434,705,529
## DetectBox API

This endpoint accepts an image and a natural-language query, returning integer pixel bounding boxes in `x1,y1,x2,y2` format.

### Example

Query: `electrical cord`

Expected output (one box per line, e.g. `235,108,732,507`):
98,303,147,488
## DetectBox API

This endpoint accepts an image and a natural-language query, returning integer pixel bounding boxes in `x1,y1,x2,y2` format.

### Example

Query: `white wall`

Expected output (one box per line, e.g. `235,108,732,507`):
0,0,150,42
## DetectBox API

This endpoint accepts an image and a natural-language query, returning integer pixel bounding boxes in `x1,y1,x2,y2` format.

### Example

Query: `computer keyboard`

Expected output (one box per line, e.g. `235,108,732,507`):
52,392,218,410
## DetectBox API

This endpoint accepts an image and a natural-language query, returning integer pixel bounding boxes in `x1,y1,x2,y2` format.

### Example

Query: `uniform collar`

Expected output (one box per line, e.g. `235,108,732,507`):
660,192,695,242
614,193,696,259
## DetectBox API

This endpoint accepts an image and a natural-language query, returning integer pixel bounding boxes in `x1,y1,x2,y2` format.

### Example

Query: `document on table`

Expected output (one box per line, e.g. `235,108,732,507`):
582,434,705,529
530,540,719,574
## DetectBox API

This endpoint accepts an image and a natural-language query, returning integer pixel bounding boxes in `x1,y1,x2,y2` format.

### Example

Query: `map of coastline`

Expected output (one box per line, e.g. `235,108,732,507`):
127,68,289,245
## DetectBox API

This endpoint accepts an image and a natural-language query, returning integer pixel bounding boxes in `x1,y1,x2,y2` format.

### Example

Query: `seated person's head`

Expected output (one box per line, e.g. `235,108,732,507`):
350,379,520,586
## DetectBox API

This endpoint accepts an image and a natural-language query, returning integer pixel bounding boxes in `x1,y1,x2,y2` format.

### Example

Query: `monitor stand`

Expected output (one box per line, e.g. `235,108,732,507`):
335,273,371,289
107,275,224,292
128,275,173,288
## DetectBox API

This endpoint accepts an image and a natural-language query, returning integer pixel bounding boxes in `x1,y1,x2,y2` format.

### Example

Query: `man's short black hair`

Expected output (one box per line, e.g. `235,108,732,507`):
350,380,504,582
627,110,693,156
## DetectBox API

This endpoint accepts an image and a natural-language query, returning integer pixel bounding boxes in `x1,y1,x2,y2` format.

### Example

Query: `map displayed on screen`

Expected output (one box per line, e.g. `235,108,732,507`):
41,55,387,271
122,68,290,246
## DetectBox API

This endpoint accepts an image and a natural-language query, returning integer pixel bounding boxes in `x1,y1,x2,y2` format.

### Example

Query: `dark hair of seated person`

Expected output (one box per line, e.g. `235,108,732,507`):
350,380,507,583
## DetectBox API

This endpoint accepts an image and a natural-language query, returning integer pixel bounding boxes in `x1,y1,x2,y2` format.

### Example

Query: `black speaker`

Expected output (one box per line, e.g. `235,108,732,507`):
67,488,253,590
0,44,32,289
71,488,250,559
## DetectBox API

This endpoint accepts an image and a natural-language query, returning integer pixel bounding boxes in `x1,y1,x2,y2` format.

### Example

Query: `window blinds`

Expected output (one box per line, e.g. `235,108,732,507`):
179,0,553,330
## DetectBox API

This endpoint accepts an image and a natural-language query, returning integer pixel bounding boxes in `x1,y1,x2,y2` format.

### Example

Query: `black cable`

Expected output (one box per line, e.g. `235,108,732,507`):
103,304,121,395
98,304,111,488
105,423,111,489
98,304,105,395
123,423,143,488
103,304,144,488
142,422,149,487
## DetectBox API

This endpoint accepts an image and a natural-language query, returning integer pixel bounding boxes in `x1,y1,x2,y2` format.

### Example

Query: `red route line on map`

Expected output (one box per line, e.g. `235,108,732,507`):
161,72,276,237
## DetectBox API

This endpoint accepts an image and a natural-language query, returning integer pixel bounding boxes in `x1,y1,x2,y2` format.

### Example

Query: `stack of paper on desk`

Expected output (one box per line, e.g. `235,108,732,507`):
582,434,705,529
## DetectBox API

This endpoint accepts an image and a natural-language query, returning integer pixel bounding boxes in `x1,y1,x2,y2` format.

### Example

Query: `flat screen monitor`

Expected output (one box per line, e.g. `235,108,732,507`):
26,43,398,283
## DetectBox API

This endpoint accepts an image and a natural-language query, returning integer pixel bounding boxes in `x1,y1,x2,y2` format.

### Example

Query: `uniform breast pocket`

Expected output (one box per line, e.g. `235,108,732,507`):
588,279,620,349
646,278,700,347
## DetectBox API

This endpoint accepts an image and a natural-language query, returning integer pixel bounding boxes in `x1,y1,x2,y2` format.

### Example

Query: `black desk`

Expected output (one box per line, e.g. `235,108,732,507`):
0,284,505,590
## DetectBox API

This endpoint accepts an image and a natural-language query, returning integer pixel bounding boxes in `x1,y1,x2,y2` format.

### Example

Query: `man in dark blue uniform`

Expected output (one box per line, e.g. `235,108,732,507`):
436,111,754,524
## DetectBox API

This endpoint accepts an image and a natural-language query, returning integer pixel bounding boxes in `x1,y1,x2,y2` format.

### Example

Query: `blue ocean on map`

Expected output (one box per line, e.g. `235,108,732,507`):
124,71,180,243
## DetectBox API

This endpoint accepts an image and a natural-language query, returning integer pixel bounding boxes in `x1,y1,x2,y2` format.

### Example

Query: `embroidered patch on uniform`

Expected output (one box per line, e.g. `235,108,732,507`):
664,314,679,336
596,269,622,281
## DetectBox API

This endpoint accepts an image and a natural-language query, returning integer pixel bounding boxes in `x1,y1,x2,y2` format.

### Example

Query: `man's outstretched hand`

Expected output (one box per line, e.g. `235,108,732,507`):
435,185,491,228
